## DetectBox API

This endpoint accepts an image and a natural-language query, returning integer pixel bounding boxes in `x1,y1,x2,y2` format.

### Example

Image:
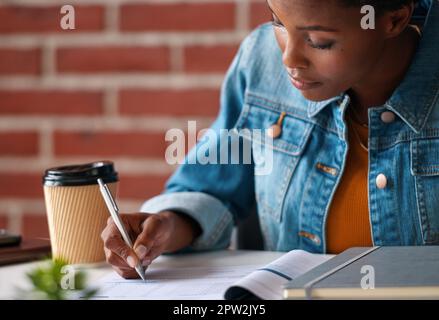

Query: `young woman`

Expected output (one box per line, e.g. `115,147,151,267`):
101,0,438,279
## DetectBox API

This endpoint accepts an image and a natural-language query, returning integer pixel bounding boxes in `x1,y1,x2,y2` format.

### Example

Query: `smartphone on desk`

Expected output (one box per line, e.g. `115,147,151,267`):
0,229,22,247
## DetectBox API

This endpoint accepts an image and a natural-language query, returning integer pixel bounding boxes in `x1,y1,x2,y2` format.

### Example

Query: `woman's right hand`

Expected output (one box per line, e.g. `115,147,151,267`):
101,211,200,279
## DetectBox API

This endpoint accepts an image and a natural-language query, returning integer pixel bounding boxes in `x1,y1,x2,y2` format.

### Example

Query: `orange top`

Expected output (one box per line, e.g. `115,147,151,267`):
326,118,373,254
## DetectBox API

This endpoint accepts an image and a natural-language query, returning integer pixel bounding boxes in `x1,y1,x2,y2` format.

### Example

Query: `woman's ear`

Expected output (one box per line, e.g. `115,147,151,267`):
382,2,415,39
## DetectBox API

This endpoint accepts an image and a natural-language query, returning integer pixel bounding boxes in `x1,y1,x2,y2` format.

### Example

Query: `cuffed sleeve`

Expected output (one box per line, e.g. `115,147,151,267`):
140,192,234,251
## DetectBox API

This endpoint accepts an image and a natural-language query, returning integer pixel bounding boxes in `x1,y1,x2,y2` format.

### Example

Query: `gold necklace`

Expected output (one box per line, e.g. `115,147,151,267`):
349,105,368,128
348,114,369,152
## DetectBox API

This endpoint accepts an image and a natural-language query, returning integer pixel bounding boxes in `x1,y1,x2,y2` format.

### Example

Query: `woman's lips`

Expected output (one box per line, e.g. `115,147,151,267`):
290,77,323,91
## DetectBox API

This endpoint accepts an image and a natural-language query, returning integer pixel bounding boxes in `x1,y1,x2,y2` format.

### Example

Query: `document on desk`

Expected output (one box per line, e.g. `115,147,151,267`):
94,264,262,300
93,250,333,300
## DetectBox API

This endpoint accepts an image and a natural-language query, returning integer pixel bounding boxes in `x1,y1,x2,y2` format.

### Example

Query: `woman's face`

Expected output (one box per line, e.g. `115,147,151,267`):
268,0,390,101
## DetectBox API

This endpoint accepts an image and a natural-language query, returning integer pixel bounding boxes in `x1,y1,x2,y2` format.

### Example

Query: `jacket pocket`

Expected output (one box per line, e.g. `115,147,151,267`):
410,138,439,244
234,93,314,223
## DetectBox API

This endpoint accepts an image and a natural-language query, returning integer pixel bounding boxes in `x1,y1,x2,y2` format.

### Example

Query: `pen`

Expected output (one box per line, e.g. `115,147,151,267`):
97,178,146,281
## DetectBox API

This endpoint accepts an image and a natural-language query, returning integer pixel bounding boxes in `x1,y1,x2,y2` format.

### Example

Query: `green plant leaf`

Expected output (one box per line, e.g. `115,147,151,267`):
23,258,96,300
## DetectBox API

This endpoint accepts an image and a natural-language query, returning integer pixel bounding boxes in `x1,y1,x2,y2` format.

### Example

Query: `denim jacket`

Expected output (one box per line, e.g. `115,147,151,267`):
141,0,439,253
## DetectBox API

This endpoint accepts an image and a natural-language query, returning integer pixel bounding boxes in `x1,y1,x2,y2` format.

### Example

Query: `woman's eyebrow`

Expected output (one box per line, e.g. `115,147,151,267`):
266,0,340,33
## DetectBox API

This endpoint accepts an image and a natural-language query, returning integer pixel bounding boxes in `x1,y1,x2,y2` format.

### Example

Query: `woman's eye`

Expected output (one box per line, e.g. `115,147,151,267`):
271,21,283,28
271,16,285,28
307,38,334,50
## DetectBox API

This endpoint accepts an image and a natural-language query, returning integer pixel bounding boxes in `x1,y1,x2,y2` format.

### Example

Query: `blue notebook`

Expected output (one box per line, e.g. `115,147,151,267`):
283,246,439,300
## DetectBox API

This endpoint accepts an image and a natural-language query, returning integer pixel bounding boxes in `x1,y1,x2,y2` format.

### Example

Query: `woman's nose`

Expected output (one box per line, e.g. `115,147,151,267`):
282,38,308,70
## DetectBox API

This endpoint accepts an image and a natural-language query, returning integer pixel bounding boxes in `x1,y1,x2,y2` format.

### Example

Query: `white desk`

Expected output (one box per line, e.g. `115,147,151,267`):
0,250,284,300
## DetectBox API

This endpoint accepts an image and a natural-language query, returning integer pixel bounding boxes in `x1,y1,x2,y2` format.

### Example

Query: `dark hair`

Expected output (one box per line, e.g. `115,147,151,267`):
339,0,418,13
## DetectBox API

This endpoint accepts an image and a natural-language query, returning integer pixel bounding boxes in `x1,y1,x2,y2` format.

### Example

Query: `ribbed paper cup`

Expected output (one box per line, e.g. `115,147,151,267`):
43,161,118,264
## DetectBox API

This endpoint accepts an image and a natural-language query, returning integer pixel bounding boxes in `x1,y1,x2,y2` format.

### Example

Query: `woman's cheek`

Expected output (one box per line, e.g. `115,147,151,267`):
313,54,348,82
320,52,364,85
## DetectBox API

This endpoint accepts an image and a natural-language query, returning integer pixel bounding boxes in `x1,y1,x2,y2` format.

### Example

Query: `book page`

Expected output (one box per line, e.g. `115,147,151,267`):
224,250,334,300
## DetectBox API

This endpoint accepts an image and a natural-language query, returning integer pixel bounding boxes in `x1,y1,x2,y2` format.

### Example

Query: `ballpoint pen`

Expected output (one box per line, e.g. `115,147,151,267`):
97,178,147,281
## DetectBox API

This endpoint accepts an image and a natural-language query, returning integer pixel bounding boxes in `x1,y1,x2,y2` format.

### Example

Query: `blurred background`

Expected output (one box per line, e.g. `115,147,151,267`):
0,0,271,239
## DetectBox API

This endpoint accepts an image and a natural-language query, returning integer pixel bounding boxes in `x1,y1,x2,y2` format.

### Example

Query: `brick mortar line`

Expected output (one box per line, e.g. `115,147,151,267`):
0,32,249,47
41,38,56,78
7,209,22,234
0,0,253,5
39,124,54,163
0,200,45,213
0,74,225,89
0,158,177,173
118,201,148,213
236,0,250,33
106,3,119,32
0,199,147,215
0,117,214,131
170,44,184,73
103,87,119,116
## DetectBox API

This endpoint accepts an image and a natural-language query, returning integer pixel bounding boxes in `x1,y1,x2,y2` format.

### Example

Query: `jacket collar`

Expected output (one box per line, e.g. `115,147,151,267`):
386,0,439,133
307,95,344,118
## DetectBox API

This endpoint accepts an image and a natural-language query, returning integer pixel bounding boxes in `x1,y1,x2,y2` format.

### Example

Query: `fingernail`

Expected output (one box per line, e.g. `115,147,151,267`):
127,256,136,268
142,259,151,267
135,245,148,259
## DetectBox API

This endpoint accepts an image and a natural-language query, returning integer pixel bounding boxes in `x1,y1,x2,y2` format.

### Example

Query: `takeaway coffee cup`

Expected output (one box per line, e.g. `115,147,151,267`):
43,161,118,264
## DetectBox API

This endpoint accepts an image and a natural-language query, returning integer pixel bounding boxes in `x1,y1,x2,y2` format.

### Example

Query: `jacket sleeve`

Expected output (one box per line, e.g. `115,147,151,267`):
140,33,256,252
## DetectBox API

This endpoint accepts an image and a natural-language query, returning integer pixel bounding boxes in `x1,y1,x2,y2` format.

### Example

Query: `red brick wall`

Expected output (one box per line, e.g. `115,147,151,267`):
0,1,271,239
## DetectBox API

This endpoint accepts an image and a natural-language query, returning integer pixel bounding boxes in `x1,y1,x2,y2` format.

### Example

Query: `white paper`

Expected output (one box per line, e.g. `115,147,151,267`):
94,264,263,300
92,250,333,300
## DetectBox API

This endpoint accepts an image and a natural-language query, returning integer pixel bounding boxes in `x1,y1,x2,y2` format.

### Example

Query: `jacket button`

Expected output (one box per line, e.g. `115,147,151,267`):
298,231,321,245
267,124,282,138
381,111,396,123
376,174,388,189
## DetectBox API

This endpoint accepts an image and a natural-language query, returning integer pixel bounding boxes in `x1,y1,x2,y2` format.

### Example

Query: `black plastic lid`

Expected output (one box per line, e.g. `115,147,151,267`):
43,161,118,187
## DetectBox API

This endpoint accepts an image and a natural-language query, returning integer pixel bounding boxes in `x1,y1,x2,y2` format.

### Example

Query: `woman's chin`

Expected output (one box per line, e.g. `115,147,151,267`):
299,90,335,103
